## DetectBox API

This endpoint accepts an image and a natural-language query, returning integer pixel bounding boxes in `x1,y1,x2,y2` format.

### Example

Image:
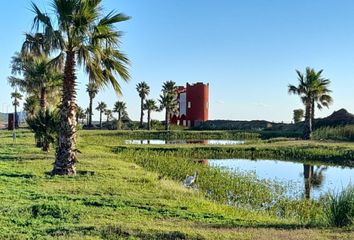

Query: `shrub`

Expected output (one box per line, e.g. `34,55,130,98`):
325,185,354,227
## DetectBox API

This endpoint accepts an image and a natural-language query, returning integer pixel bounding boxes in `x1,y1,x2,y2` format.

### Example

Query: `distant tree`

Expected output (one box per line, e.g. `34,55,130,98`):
144,99,159,130
104,109,113,123
136,81,150,128
86,82,99,127
85,108,90,125
11,90,23,128
293,109,304,124
159,81,178,131
288,67,333,139
113,101,127,129
96,102,107,128
76,106,86,125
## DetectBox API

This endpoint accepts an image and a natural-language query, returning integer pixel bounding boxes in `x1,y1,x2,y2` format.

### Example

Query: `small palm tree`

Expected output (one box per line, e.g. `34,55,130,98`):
27,109,59,152
104,109,113,123
288,67,333,139
86,82,99,128
96,102,107,128
136,81,150,128
31,0,130,175
144,99,159,130
159,81,178,131
76,106,86,125
113,101,127,129
11,90,23,128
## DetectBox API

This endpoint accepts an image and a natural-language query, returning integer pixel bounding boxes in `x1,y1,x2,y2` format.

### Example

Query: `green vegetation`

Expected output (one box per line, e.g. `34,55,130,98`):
312,125,354,141
325,186,354,227
0,130,353,239
288,67,333,139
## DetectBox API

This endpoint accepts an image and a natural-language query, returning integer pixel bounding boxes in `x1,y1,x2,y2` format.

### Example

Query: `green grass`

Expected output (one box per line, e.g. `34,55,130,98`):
0,129,353,239
312,125,354,142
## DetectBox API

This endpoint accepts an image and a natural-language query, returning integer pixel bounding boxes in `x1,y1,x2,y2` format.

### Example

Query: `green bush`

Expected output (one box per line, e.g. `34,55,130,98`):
325,185,354,227
312,125,354,141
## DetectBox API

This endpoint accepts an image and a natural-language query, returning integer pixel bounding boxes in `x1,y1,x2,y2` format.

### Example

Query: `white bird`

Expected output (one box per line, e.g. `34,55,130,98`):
184,172,197,187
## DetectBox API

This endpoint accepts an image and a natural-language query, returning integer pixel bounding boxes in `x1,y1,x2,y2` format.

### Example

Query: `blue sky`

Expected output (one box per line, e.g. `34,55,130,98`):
1,0,354,122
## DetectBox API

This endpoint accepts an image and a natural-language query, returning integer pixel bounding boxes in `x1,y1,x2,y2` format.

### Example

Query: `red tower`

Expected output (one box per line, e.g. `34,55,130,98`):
186,82,209,127
171,82,209,127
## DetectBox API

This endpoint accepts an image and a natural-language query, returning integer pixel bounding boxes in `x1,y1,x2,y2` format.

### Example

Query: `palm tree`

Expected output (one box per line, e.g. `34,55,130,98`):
11,91,23,129
31,1,130,175
85,108,90,125
288,67,333,139
105,109,113,123
96,102,107,128
159,81,178,131
23,95,39,119
136,81,150,128
86,82,99,128
9,53,63,112
76,106,86,125
144,99,158,130
113,101,127,129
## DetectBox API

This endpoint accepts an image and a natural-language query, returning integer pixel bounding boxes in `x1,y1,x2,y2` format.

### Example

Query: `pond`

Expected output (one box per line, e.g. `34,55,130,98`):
208,159,354,199
125,139,245,145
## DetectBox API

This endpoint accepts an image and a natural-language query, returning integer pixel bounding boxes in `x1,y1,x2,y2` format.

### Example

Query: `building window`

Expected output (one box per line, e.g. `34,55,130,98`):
188,101,191,108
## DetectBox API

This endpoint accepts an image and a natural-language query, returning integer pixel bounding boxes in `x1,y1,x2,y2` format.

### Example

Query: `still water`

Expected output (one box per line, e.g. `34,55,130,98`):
125,139,244,145
209,159,354,199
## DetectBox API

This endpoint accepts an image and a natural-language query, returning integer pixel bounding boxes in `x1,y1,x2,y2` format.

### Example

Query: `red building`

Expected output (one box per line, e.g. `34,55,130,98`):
171,82,209,127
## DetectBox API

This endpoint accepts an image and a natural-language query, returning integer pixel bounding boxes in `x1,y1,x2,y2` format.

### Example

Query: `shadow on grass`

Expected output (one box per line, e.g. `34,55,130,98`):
0,172,35,179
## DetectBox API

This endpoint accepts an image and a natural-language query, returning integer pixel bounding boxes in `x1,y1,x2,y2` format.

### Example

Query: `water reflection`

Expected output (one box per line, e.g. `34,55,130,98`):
209,159,353,199
125,139,244,145
303,164,328,199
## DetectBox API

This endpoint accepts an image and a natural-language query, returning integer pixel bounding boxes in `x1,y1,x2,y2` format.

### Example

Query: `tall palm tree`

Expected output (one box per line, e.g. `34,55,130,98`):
288,67,333,139
136,81,150,128
11,91,23,128
159,81,178,131
86,82,99,128
96,102,107,128
31,0,130,175
144,99,158,130
113,101,127,129
9,53,63,112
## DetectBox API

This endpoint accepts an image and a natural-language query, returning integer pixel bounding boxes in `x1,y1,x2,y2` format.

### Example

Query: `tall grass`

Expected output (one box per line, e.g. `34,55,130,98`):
312,125,354,141
325,185,354,227
116,148,326,224
82,130,260,140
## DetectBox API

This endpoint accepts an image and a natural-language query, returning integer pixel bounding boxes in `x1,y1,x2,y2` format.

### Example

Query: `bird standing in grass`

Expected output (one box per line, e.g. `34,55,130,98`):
184,172,197,187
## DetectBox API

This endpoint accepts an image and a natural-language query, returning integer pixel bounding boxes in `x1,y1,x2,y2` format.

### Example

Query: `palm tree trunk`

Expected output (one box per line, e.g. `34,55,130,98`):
165,108,169,131
304,101,312,140
140,97,144,128
147,110,151,130
118,112,121,130
52,51,77,176
311,99,315,131
100,111,102,128
14,104,17,129
40,87,47,111
88,97,93,127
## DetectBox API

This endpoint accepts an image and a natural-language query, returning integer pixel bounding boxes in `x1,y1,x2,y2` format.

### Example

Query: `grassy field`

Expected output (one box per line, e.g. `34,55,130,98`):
0,130,353,239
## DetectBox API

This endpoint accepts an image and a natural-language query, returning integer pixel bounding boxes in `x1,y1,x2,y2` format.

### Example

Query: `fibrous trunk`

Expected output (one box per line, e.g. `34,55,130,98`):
303,100,312,140
52,51,77,176
147,111,151,130
165,108,169,131
140,97,144,128
89,97,93,127
40,87,47,111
